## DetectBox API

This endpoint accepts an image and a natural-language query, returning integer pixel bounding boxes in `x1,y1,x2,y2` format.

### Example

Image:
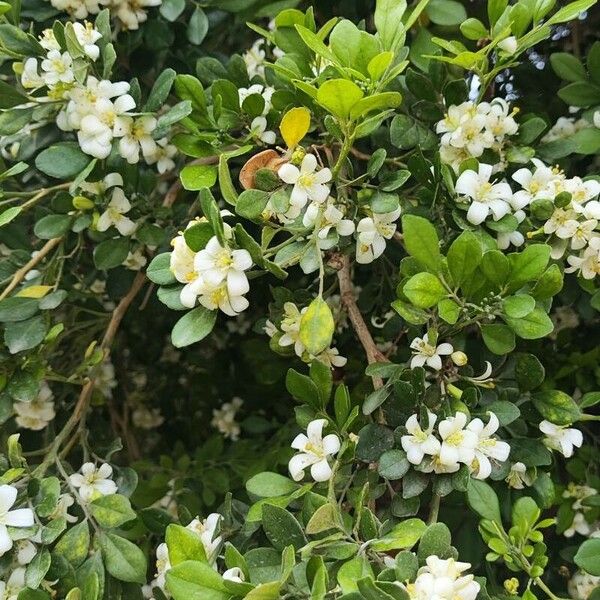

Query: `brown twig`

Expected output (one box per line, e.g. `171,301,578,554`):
334,254,389,390
0,237,63,301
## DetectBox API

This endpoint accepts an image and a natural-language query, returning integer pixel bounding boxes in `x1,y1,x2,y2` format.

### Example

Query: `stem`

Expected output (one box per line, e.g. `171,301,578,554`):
334,253,389,390
534,577,569,600
332,130,355,179
428,494,441,524
0,237,63,301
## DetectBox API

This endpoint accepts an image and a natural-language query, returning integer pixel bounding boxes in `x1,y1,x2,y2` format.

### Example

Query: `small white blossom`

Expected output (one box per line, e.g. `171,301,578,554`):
401,411,441,465
0,486,34,557
505,462,534,489
223,567,245,583
186,513,222,565
467,412,510,479
564,512,592,538
0,567,26,600
410,334,453,371
250,116,276,145
438,412,478,471
96,188,137,236
566,236,600,279
407,556,480,600
289,419,340,482
278,154,332,212
123,248,147,271
72,21,102,60
117,115,157,164
356,208,401,264
238,84,274,114
498,36,517,54
14,381,55,430
41,50,74,86
211,397,243,441
243,39,266,78
132,406,164,429
15,539,37,566
539,420,583,458
568,570,600,599
69,462,118,502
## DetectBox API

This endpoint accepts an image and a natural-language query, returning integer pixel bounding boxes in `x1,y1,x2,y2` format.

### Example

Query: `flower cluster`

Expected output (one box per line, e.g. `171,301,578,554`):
404,556,480,600
401,411,510,479
19,25,175,169
265,301,347,368
46,0,161,30
288,419,341,482
170,224,253,317
436,99,519,171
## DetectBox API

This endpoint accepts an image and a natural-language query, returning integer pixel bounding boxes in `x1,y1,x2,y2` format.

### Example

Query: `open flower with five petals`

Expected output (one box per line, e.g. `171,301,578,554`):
288,419,340,482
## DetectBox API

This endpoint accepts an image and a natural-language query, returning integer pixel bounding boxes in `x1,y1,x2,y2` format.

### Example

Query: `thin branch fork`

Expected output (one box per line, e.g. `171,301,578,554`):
0,236,63,301
335,253,389,390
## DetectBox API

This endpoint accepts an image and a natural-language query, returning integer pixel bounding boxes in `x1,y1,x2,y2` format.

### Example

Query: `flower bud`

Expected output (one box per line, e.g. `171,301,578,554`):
451,351,468,366
73,196,95,210
498,36,518,54
290,146,306,166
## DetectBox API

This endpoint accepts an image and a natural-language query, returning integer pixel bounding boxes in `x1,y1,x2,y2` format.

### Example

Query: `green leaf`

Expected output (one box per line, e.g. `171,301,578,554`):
391,300,430,325
0,297,39,323
426,0,467,25
378,450,410,480
574,538,600,576
187,6,209,45
54,521,90,567
356,424,395,461
550,52,587,81
375,0,407,50
401,215,441,272
93,238,130,270
145,68,176,111
404,273,446,308
502,294,536,318
0,80,29,109
467,479,502,523
4,315,48,354
0,206,22,227
180,165,217,190
299,297,334,356
481,324,515,355
306,503,340,534
371,518,426,551
316,79,364,121
338,556,374,594
515,354,545,391
236,189,270,220
460,18,488,40
507,244,551,290
34,214,71,239
89,494,136,528
246,472,298,498
262,504,307,550
485,401,521,426
146,253,176,285
171,306,217,348
99,532,147,584
166,560,230,600
417,523,453,561
531,264,563,300
35,143,90,179
504,307,554,339
437,298,460,324
447,231,482,285
166,524,208,566
531,390,582,425
481,250,509,286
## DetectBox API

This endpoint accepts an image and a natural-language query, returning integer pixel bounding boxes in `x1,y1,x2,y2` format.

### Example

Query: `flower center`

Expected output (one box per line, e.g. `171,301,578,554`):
298,173,316,188
446,431,464,446
215,249,233,270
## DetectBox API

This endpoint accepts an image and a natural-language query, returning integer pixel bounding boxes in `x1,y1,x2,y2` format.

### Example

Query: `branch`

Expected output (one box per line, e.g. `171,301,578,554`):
335,254,389,389
0,237,63,301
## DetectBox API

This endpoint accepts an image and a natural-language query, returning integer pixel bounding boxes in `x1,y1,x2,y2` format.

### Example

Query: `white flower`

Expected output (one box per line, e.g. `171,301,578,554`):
485,98,519,141
50,493,77,523
194,236,252,293
186,513,222,564
77,114,114,159
356,208,401,264
151,542,171,591
15,539,37,565
97,359,117,398
497,209,526,250
288,419,340,482
250,116,276,145
303,201,355,249
69,462,118,502
0,567,26,600
14,381,55,431
145,138,177,174
41,50,74,86
223,567,245,583
566,237,600,279
410,334,453,371
401,411,441,465
21,58,44,89
512,159,559,208
211,397,243,441
96,188,137,236
170,232,204,308
438,412,478,470
564,512,592,538
0,486,34,557
313,347,347,368
80,172,123,196
505,462,533,489
542,116,590,143
117,116,158,164
408,556,480,600
278,302,306,357
278,154,332,211
198,281,250,317
39,28,60,51
539,420,583,458
436,101,494,157
467,412,510,479
238,84,274,114
72,21,102,60
123,248,147,271
243,39,266,78
113,0,161,30
498,36,517,54
568,571,600,599
455,163,513,225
